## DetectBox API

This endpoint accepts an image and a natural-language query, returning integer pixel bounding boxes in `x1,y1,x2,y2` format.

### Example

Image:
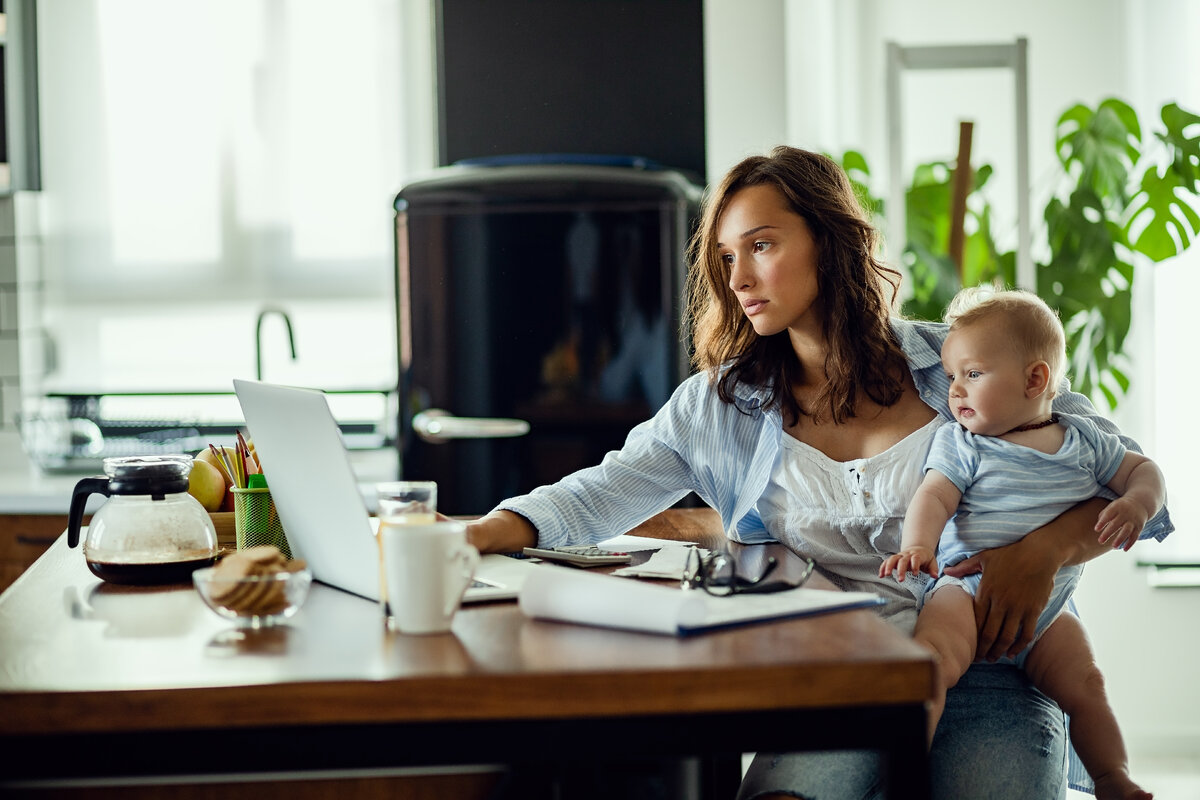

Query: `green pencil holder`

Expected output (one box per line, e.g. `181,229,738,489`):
231,486,292,559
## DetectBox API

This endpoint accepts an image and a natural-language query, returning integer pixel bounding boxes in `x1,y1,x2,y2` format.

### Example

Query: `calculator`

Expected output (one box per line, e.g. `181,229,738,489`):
521,545,633,568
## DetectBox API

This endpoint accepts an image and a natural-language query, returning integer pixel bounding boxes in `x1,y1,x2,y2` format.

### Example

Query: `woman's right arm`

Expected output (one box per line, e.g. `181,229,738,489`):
466,510,538,554
463,374,722,551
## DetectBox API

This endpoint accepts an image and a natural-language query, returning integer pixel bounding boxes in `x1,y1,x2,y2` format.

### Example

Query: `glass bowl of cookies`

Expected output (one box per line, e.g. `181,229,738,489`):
193,545,311,628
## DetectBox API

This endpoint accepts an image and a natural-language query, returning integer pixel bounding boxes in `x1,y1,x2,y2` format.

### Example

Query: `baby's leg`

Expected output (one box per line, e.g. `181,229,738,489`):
1023,613,1152,800
911,586,978,744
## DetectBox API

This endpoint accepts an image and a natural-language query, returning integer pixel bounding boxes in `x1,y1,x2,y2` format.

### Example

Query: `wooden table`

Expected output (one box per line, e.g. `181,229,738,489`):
0,510,934,799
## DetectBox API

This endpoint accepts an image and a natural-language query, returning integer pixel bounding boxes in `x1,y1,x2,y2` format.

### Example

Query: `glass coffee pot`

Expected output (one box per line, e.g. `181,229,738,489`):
68,455,219,585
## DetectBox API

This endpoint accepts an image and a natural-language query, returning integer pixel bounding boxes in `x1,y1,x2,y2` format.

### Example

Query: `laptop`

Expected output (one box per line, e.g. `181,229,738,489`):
232,379,531,603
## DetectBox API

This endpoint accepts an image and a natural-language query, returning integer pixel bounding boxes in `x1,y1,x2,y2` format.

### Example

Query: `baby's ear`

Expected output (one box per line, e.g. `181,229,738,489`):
1025,361,1051,398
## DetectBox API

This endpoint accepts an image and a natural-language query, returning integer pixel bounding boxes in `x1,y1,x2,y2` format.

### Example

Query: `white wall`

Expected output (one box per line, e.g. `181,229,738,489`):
1084,0,1200,760
703,0,1200,761
703,0,789,179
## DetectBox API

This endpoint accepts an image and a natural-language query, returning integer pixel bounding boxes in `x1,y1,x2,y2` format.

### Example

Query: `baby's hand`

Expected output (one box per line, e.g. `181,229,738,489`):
879,547,939,582
1095,497,1147,551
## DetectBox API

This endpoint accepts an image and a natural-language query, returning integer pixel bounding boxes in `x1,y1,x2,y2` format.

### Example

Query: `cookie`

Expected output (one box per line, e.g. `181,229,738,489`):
208,554,256,603
208,545,299,616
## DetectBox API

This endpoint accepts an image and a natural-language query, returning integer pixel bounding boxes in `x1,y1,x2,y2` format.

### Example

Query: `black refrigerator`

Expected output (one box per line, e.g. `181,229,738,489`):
394,161,702,514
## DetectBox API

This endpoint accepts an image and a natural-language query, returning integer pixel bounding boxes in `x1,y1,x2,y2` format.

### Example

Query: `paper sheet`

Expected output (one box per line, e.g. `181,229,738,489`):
597,534,696,552
612,546,709,579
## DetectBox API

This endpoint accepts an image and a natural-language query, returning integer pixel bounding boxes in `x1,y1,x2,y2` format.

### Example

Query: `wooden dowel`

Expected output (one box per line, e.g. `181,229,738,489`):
949,120,974,280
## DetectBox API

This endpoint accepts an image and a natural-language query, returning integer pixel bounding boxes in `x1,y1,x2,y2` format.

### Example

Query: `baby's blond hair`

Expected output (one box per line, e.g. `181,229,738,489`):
944,286,1067,394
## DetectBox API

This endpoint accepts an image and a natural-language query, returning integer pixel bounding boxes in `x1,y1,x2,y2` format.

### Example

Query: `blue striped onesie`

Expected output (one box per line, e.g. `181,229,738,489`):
923,412,1127,663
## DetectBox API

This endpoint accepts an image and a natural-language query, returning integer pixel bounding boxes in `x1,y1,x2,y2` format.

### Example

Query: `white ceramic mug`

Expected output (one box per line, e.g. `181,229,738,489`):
380,520,479,634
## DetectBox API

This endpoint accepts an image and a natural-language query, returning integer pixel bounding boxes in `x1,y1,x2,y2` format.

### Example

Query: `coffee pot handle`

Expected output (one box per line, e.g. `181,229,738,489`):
68,477,111,548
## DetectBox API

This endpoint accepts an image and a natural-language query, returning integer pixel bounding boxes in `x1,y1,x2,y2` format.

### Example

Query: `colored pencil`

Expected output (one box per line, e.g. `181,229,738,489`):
236,430,256,477
208,444,235,486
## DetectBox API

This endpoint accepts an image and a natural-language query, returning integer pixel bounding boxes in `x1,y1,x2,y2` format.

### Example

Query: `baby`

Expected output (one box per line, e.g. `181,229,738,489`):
881,287,1163,800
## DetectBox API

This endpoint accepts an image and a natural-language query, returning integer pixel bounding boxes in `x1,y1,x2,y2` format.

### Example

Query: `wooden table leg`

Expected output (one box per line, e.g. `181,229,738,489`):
699,753,743,800
883,703,931,799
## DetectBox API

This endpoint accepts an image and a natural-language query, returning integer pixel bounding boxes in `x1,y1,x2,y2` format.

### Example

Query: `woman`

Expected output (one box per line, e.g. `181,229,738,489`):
466,146,1171,798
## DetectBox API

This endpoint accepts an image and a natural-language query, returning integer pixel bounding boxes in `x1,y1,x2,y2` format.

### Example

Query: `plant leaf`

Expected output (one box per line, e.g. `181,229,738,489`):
1098,382,1118,410
1099,97,1142,159
1126,166,1200,261
1109,365,1130,393
962,203,1005,288
972,163,994,193
1043,189,1119,292
1055,99,1141,207
906,162,953,253
1056,104,1093,166
841,149,871,177
901,243,961,321
1158,102,1200,191
836,149,883,218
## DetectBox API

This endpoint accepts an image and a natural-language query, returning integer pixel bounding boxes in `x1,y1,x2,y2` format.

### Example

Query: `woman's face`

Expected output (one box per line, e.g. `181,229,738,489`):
716,184,822,339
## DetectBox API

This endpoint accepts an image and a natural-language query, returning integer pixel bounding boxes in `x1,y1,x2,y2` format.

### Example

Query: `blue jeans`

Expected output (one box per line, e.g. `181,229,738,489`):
738,663,1069,800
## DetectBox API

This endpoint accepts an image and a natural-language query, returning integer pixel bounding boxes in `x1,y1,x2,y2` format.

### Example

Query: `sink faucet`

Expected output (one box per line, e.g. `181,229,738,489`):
255,307,298,381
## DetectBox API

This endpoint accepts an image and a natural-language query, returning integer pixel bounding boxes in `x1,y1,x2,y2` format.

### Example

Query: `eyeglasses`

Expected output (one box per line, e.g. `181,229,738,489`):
681,547,814,597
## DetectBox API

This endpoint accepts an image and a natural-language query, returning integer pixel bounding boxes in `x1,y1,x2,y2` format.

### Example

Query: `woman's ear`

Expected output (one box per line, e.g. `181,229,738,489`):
1025,361,1051,398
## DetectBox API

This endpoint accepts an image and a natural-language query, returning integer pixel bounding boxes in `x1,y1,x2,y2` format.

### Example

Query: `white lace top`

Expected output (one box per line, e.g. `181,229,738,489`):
757,416,945,633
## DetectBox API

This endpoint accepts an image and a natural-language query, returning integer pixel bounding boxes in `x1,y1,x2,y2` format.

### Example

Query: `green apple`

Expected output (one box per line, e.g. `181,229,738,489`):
196,446,236,489
188,458,227,512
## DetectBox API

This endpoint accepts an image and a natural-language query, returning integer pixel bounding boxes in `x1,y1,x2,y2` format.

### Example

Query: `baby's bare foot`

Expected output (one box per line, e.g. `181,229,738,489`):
1093,769,1152,800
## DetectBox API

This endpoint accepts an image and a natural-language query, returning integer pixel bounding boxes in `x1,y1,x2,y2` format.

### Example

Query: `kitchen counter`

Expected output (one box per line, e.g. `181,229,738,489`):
0,430,400,515
0,431,94,515
0,429,401,593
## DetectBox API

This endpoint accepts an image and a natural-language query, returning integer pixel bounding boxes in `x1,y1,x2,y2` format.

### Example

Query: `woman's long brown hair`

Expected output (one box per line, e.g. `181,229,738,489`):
685,146,906,425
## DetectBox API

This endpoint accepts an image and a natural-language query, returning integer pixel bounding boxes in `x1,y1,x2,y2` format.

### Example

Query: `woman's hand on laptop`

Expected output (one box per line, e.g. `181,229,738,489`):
465,510,538,554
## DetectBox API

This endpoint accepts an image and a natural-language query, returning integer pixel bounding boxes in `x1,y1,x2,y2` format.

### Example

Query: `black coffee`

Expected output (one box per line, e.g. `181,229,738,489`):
87,556,216,586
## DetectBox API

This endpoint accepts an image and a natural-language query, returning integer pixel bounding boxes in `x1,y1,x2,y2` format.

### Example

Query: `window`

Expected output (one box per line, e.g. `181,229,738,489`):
1149,251,1200,561
33,0,431,393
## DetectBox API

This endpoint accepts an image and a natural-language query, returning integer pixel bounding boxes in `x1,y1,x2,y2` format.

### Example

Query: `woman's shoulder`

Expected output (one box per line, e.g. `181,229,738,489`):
1055,411,1125,451
652,369,777,444
669,369,721,404
891,317,949,364
1055,411,1109,439
636,369,779,468
1056,410,1101,430
674,363,773,408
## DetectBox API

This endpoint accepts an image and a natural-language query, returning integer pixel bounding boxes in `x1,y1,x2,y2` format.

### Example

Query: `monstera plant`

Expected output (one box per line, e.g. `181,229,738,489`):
844,98,1200,409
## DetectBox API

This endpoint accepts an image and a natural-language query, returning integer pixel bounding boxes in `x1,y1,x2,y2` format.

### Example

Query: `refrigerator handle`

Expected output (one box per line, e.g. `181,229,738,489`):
412,409,530,444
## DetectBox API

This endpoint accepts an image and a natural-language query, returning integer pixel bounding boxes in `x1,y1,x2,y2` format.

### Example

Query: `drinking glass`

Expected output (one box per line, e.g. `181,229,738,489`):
376,481,438,525
375,481,438,625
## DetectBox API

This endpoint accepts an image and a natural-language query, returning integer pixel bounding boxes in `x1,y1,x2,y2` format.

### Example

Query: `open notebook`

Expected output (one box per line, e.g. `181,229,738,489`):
519,564,884,636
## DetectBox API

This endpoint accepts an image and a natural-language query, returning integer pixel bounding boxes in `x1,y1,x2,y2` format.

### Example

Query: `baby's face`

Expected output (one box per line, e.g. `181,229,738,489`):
942,320,1033,436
